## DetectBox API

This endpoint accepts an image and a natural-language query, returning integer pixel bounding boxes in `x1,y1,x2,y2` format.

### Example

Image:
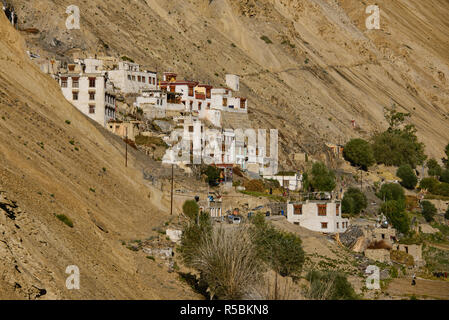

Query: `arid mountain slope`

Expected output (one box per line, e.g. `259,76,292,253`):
13,0,449,166
0,13,196,299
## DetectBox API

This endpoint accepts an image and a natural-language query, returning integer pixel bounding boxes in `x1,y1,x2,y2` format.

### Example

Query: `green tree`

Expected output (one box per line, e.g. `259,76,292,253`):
445,143,449,168
343,139,375,170
380,200,410,234
421,201,436,222
445,207,449,220
377,183,405,204
440,169,449,183
427,159,442,177
251,213,305,278
384,105,411,130
396,165,417,189
202,165,221,186
342,188,367,215
419,177,439,192
182,200,199,221
309,162,336,192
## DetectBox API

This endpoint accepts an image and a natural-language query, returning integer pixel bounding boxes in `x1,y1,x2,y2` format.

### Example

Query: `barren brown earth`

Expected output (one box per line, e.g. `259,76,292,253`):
12,0,449,167
0,12,199,299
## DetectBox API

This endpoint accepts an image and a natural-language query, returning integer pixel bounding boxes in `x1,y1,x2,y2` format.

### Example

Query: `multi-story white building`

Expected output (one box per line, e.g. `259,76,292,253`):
108,61,157,94
59,59,116,127
286,200,349,233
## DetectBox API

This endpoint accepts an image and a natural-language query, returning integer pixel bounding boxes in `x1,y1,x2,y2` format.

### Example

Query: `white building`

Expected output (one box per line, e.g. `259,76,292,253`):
59,60,116,127
286,200,349,233
211,88,247,113
263,173,302,191
108,61,157,94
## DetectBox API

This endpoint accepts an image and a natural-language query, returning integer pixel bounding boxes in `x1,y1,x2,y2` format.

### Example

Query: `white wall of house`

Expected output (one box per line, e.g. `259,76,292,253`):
226,74,240,91
60,74,115,127
263,174,302,191
108,61,157,94
287,201,349,233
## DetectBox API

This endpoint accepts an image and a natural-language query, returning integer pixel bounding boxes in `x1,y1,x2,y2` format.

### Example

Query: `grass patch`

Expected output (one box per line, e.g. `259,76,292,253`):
65,120,71,125
260,35,272,44
146,256,155,261
55,214,74,228
238,190,285,202
135,135,168,148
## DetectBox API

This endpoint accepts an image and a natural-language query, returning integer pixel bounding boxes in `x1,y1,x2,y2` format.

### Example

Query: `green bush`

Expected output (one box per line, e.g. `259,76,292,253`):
182,200,199,221
445,143,449,168
56,214,74,228
427,159,442,177
245,179,265,192
380,200,410,234
343,139,375,170
305,271,358,300
202,165,221,186
342,188,367,215
377,183,405,204
260,35,272,44
445,207,449,220
179,211,212,267
396,165,417,189
419,177,439,191
309,162,336,192
421,201,436,222
440,169,449,183
433,182,449,196
251,214,304,278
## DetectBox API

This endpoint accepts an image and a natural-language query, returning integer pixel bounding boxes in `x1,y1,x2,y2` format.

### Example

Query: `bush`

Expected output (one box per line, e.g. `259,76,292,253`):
440,169,449,183
182,200,199,221
135,135,167,147
309,162,336,192
380,201,410,234
433,182,449,197
421,201,436,222
445,207,449,220
342,188,367,215
305,271,358,300
179,211,212,267
419,177,439,191
427,159,442,177
260,35,272,44
343,139,375,170
377,183,405,203
245,179,265,192
56,214,74,228
252,216,305,278
202,165,221,186
191,226,261,299
396,165,417,189
445,143,449,167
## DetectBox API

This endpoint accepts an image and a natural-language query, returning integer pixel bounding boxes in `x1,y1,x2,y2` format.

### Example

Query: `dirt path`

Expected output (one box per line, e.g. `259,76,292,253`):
386,278,449,300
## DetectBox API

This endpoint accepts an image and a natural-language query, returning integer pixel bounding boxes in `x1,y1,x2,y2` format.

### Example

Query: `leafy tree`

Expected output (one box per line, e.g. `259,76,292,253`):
182,200,199,221
377,183,405,204
433,182,449,197
342,188,367,215
396,165,417,189
427,159,442,177
380,200,410,234
445,143,449,168
421,201,436,222
305,271,358,300
343,139,375,170
202,165,221,186
251,213,305,278
309,162,336,192
445,207,449,220
384,105,411,130
440,169,449,183
419,177,439,192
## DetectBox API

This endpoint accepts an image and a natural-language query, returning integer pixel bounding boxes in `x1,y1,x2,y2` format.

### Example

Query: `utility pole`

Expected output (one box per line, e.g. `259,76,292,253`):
170,164,174,216
125,127,128,167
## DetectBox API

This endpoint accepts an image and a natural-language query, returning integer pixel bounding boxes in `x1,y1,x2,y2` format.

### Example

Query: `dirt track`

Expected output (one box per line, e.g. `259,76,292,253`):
386,278,449,300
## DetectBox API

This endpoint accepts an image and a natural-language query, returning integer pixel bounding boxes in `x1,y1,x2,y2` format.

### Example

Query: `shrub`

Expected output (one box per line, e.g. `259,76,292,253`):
396,165,417,189
342,188,367,215
440,169,449,183
419,177,439,192
121,55,134,63
202,165,221,186
445,207,449,220
390,250,414,266
245,179,265,192
260,35,272,44
134,135,167,147
182,200,199,221
309,162,336,192
179,211,212,267
445,143,449,167
191,226,261,299
380,201,410,234
343,139,375,170
433,182,449,197
377,183,405,203
305,271,358,300
56,214,74,228
252,215,305,278
421,201,436,222
427,159,442,177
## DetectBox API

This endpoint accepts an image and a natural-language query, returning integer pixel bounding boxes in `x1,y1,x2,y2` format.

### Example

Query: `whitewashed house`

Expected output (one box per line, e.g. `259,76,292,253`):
108,61,157,94
59,59,116,127
287,200,349,233
263,173,303,191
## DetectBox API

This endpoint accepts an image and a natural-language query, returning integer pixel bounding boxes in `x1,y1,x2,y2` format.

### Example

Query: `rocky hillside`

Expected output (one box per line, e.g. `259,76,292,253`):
11,0,449,167
0,12,197,299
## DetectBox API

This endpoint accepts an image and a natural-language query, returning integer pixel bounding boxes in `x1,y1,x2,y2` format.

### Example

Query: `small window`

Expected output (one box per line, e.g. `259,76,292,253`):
189,126,194,133
188,86,194,97
72,77,79,88
89,91,95,100
142,76,146,83
321,222,328,229
72,91,78,100
89,104,96,114
318,204,327,216
223,97,227,107
336,222,339,229
61,77,68,88
128,75,131,80
293,204,302,215
336,203,340,216
137,75,141,82
89,77,96,88
294,222,300,226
